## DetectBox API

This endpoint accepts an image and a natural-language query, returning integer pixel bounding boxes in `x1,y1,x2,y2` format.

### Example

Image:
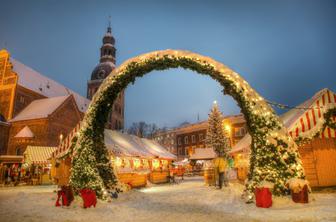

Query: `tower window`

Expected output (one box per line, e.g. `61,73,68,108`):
184,136,188,145
191,135,196,143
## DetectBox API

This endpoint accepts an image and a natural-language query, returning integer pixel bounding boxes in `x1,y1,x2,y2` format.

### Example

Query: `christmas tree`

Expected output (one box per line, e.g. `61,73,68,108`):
206,101,231,158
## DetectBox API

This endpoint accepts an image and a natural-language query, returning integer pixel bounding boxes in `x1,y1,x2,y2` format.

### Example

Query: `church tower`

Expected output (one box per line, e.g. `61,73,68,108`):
87,23,124,130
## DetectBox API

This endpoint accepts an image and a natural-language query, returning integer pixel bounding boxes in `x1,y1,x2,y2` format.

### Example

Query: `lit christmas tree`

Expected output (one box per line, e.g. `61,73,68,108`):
206,101,231,158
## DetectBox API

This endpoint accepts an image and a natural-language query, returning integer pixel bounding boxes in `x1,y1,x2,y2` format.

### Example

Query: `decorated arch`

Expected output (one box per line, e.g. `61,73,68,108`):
70,50,305,199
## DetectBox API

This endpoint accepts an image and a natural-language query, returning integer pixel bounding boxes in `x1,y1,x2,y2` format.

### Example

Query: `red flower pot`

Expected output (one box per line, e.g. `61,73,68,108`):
80,189,97,208
291,185,309,203
255,187,272,208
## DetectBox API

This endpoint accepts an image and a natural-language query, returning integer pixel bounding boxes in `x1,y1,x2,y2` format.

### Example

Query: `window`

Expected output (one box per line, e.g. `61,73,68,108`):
184,136,188,145
199,134,204,141
171,139,174,145
191,135,196,143
178,147,183,156
19,96,25,104
178,137,182,145
16,147,23,155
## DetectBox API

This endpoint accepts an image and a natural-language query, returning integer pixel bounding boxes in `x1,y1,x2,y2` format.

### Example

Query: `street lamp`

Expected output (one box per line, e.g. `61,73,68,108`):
59,133,63,142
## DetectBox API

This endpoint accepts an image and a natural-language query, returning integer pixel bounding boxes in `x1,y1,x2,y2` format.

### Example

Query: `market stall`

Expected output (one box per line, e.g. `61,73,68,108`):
23,146,57,185
189,148,217,185
230,88,336,186
132,136,176,184
0,155,24,185
50,125,177,188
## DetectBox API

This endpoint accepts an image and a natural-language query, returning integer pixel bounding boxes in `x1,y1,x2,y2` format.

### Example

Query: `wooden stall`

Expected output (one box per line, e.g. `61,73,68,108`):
189,148,217,185
230,88,336,187
148,159,171,184
51,157,71,186
298,138,336,187
50,126,177,188
23,146,57,185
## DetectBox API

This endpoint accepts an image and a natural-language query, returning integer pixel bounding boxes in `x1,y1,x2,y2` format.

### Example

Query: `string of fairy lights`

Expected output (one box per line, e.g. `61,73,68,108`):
266,100,327,110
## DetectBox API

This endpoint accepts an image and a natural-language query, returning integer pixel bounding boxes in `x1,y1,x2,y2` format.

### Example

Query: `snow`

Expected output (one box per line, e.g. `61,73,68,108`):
135,137,176,160
10,96,69,122
287,178,310,192
229,134,251,154
189,148,217,160
0,177,335,222
104,130,176,159
257,181,274,189
11,58,90,112
104,130,153,158
14,126,34,138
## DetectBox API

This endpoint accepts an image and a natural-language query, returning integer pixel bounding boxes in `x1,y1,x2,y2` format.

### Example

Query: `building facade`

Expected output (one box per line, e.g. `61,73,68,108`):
0,121,10,155
153,130,177,155
0,49,89,157
7,96,82,155
87,25,124,130
154,114,247,160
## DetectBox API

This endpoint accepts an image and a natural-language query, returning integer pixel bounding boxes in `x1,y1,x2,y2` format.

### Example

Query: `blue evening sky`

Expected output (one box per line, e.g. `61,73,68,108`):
1,0,335,128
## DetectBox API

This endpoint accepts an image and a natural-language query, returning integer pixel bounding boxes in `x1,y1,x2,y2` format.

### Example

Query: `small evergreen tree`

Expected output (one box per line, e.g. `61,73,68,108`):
206,101,230,158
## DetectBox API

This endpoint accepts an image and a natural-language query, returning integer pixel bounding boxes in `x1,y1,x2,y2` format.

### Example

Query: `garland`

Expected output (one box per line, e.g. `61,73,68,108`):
323,108,336,130
70,50,305,200
295,108,336,146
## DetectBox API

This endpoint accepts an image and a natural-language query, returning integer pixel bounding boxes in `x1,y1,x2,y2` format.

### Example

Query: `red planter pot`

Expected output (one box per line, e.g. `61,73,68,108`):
291,185,309,203
255,187,272,208
80,189,97,208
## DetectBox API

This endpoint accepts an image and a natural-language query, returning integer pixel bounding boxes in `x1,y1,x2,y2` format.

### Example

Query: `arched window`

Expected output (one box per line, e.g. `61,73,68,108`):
16,147,23,155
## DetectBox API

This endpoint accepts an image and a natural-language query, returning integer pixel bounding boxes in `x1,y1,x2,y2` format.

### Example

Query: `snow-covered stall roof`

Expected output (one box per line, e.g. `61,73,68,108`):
24,146,57,165
104,130,153,158
132,136,176,160
14,126,34,138
10,96,69,122
230,88,336,154
51,124,175,160
282,88,336,139
229,134,251,154
189,148,217,160
11,58,90,113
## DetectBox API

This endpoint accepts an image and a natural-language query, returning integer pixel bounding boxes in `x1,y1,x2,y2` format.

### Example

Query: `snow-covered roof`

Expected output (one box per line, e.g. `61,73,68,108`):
133,136,177,160
104,130,176,159
24,146,57,165
10,96,69,122
229,134,251,154
105,130,153,158
11,58,90,112
14,126,34,138
231,88,336,154
282,88,336,139
189,148,217,160
52,123,176,160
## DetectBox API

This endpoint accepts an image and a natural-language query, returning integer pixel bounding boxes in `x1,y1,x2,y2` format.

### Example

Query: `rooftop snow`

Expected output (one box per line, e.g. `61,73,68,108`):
11,58,90,112
14,126,34,138
189,148,217,160
10,96,69,122
104,130,176,159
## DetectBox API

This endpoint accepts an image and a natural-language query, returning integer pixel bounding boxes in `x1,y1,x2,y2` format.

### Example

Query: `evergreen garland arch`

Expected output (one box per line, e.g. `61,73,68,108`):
70,49,305,199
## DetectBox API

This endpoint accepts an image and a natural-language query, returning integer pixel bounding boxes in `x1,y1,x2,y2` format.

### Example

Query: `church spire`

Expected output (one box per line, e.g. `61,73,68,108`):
100,17,116,64
107,15,112,33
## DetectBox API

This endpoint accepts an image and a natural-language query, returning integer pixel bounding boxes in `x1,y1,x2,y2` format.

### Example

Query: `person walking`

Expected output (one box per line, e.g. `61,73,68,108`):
214,157,227,189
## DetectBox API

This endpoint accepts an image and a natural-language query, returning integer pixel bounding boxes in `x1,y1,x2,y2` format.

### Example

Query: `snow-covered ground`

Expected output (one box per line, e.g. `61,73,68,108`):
0,177,335,222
